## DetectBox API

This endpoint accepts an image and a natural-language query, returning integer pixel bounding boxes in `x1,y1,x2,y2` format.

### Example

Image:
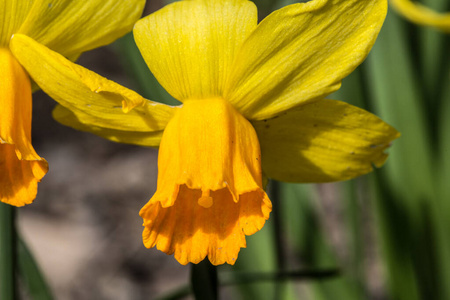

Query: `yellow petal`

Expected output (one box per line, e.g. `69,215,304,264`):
53,105,165,147
134,0,257,101
10,34,176,135
0,48,48,206
225,0,387,120
17,0,145,58
253,99,400,183
0,0,33,46
140,98,271,265
390,0,450,32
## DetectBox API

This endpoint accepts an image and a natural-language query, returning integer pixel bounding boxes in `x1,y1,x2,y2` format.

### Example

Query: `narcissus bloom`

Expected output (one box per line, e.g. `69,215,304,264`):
390,0,450,32
11,0,399,265
1,0,145,206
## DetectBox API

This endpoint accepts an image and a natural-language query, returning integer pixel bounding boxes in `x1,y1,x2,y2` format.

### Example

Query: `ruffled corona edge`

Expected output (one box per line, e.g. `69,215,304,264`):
0,143,48,206
140,184,271,265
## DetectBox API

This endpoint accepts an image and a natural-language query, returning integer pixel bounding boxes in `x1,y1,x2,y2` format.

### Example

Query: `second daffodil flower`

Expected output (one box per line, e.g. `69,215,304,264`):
10,0,400,265
1,0,145,206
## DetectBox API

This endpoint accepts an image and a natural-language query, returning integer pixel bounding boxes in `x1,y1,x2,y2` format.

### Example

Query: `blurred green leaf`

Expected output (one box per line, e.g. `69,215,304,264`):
280,183,364,300
370,173,422,300
438,49,450,204
233,217,278,300
17,237,53,300
366,7,450,300
267,180,294,300
418,0,449,139
366,9,435,211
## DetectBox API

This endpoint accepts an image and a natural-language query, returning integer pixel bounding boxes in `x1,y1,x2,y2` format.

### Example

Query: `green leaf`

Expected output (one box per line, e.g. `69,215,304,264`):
369,173,422,300
438,49,450,204
280,183,363,300
417,0,449,139
365,9,436,210
17,236,53,300
232,217,277,300
366,7,450,300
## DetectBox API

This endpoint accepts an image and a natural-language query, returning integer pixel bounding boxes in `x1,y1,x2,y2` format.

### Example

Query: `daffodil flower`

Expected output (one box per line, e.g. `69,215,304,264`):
10,0,399,265
0,0,145,206
390,0,450,32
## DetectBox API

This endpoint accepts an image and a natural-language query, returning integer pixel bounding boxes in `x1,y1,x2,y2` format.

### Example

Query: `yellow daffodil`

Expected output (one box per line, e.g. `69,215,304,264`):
10,0,399,265
1,0,145,206
390,0,450,32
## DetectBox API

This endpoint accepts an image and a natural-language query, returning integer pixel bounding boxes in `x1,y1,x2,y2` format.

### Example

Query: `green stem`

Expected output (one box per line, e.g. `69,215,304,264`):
191,260,218,300
0,203,17,300
269,180,287,299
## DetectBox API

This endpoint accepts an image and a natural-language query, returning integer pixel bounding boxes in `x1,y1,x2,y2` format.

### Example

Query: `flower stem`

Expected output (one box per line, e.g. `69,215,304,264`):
191,260,218,300
269,180,288,299
0,203,17,300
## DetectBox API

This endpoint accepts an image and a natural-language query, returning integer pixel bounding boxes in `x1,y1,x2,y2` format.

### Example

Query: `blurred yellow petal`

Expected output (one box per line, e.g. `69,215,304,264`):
17,0,145,58
53,105,165,147
140,98,271,265
10,34,176,134
226,0,387,120
253,99,399,183
0,0,33,46
134,0,257,101
0,48,48,206
390,0,450,32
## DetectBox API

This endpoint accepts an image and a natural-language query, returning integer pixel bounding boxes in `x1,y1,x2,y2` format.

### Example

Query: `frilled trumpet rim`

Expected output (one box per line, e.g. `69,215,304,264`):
0,48,48,206
139,98,272,265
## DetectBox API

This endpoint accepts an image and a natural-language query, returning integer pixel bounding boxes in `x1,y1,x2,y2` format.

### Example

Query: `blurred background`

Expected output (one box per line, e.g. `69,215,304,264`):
15,0,450,299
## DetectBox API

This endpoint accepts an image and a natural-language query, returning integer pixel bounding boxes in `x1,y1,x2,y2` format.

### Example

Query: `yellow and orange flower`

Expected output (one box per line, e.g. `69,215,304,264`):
0,0,145,206
390,0,450,32
10,0,399,265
